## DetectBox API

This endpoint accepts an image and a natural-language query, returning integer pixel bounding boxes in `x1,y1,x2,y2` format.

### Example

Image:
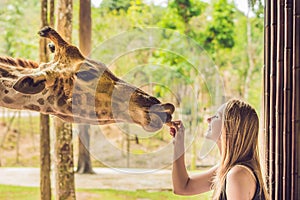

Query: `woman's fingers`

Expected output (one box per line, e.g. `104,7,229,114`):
170,127,176,137
169,120,183,137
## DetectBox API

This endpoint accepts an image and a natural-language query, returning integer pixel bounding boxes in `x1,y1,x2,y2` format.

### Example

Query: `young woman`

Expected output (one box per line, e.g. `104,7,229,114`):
169,99,269,200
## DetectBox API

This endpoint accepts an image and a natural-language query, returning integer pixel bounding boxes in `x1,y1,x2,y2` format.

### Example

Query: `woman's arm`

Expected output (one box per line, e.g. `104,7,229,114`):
170,121,217,195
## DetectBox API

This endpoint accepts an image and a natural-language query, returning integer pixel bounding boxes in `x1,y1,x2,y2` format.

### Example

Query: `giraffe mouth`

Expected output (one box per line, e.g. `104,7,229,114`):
142,103,175,132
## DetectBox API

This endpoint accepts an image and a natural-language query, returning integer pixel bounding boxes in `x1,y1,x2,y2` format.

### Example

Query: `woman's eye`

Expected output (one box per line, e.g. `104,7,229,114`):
211,115,218,119
214,114,220,119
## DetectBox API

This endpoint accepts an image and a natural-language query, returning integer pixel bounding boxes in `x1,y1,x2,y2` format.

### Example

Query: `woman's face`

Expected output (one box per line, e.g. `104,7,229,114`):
205,104,226,142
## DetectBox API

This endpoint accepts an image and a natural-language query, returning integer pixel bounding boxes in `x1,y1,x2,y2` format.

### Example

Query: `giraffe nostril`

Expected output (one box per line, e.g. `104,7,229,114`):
146,103,174,127
149,103,175,114
162,103,175,114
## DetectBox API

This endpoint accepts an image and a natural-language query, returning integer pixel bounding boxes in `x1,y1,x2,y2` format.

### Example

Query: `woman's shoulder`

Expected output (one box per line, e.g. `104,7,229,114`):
225,165,257,199
227,164,256,178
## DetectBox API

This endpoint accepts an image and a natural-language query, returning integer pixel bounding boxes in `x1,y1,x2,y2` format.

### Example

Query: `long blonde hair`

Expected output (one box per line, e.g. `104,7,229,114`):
212,99,269,200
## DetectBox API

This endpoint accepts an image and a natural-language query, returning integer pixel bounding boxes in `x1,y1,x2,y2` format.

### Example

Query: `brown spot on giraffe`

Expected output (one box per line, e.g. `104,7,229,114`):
2,96,14,104
24,104,41,111
37,98,45,105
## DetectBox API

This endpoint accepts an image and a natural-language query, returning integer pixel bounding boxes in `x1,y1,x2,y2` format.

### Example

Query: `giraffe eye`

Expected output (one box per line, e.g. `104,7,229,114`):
76,70,98,81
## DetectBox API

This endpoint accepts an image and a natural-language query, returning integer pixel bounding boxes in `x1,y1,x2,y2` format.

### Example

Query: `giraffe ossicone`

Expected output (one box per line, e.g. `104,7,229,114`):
0,26,175,132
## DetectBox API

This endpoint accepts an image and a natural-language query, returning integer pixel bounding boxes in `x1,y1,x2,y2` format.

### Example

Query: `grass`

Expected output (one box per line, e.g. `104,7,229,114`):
0,185,40,200
0,185,212,200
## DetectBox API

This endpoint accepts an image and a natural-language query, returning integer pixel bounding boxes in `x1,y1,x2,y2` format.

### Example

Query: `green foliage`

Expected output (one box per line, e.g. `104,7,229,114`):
154,0,208,106
100,0,132,12
0,0,39,59
204,0,235,52
127,1,156,26
169,0,205,24
159,0,207,33
248,0,264,18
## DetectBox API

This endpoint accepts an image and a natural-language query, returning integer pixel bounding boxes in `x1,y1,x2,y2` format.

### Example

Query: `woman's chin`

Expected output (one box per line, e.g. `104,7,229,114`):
204,130,212,139
204,131,219,142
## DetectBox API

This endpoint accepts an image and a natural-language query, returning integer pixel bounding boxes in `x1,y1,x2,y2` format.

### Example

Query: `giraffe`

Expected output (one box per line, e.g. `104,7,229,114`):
0,26,175,132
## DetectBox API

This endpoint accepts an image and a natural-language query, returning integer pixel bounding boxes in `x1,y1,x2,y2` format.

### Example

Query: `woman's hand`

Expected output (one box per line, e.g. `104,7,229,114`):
169,120,185,160
169,120,220,195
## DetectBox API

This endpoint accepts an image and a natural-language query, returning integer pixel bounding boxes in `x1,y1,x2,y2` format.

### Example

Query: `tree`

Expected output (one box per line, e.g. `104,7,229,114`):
243,0,263,100
76,0,94,175
100,0,131,12
159,0,206,34
223,0,263,107
0,0,39,59
39,0,53,199
157,0,208,170
76,125,94,173
54,0,76,199
203,0,235,55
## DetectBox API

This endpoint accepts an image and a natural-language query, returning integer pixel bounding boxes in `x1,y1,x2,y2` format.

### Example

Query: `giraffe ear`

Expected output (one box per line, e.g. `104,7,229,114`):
13,75,46,94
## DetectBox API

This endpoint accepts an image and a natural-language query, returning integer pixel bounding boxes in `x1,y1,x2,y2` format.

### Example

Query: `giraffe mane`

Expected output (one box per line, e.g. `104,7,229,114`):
0,57,39,69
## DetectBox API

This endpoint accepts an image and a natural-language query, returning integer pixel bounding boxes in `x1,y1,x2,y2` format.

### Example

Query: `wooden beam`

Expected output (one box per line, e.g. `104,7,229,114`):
275,0,284,199
269,0,278,197
283,0,293,199
263,0,271,193
292,0,300,199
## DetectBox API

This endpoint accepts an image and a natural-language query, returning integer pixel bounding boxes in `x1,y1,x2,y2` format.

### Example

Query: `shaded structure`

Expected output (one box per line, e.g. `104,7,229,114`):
264,0,300,199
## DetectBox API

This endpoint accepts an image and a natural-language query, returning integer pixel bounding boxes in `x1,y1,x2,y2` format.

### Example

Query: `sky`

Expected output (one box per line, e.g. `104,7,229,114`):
91,0,249,14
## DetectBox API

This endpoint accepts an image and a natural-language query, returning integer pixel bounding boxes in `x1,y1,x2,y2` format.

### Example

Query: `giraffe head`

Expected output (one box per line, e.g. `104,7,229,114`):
4,26,175,132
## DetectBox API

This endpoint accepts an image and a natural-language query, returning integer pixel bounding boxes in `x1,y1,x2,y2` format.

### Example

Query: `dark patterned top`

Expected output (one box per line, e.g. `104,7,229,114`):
218,165,265,200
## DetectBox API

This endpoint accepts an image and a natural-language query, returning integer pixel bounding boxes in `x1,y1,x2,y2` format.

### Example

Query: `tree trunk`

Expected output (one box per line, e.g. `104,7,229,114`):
54,0,76,199
76,0,94,174
40,114,51,200
76,125,95,174
39,0,51,199
244,8,256,100
79,0,91,56
50,0,55,27
54,120,76,200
